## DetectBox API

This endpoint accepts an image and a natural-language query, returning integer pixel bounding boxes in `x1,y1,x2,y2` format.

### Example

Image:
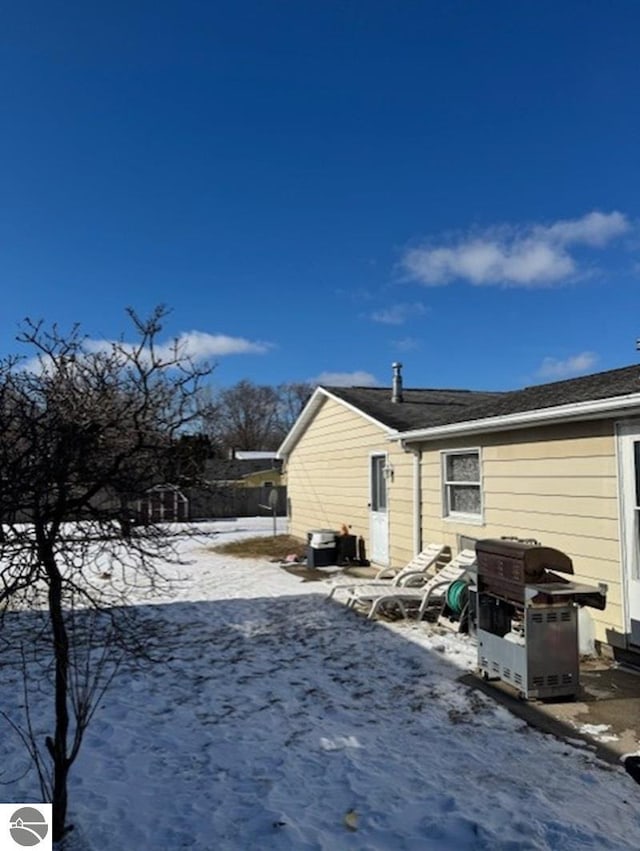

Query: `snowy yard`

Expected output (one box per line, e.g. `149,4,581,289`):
2,518,640,850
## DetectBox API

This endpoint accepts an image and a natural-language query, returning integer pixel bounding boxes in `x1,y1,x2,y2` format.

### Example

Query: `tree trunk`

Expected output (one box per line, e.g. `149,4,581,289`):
44,547,71,842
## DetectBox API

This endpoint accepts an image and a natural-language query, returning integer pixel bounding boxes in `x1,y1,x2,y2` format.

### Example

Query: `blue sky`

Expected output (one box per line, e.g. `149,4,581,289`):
2,1,639,392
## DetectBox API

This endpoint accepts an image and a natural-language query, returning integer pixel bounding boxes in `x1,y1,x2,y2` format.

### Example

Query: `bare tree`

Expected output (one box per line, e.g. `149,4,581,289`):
276,381,313,435
163,432,213,485
203,380,312,456
0,306,211,841
206,380,281,453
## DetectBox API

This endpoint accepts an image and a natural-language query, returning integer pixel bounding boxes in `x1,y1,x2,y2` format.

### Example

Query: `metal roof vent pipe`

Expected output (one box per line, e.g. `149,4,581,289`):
391,362,403,403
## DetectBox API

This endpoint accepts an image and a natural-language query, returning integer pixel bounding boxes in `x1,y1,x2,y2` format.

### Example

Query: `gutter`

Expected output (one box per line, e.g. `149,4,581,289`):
390,392,640,444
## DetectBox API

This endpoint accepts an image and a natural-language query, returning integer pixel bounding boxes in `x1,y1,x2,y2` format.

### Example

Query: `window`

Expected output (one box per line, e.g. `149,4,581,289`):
442,450,482,519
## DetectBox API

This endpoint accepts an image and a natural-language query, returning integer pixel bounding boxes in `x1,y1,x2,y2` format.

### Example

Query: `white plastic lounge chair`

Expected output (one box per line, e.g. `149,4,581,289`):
326,543,446,601
373,542,448,582
345,549,477,621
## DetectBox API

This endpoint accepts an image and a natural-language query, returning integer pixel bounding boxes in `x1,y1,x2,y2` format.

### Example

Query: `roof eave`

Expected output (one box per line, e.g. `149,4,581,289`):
393,392,640,443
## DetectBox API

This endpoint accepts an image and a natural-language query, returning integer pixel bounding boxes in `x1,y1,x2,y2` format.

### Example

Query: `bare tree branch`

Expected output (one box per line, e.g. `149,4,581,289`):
0,306,214,840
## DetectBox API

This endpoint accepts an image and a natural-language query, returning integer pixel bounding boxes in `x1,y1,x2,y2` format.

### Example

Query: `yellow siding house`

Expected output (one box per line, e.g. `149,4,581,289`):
279,362,640,661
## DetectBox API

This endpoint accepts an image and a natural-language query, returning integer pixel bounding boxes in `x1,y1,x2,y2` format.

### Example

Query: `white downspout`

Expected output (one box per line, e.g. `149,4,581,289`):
402,441,422,556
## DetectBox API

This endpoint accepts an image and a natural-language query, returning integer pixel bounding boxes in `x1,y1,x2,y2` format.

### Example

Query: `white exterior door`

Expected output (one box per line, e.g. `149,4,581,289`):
617,421,640,646
369,453,389,567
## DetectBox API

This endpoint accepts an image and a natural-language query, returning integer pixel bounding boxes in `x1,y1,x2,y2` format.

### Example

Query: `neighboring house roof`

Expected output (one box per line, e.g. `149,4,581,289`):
203,458,283,482
278,363,640,456
233,451,278,460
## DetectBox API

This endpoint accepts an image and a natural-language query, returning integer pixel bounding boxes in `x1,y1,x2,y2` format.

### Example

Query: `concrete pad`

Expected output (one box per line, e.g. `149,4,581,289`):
461,658,640,766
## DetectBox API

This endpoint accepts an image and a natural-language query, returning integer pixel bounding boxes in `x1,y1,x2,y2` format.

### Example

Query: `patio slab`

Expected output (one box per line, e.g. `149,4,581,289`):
461,657,640,767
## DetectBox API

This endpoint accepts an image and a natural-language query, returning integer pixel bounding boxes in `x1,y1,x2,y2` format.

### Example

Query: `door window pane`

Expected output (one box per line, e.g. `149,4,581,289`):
371,456,387,511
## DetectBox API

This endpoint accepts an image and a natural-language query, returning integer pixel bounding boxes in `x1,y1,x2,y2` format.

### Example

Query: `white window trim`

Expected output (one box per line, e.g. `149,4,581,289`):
441,447,484,524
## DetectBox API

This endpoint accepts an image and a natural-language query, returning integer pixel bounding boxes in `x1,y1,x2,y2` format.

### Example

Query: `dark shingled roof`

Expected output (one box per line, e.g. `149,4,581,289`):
203,458,282,481
426,363,640,429
326,387,503,431
326,364,640,433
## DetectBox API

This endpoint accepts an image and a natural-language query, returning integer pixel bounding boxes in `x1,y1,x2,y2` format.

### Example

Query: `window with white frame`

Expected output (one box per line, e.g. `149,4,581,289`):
442,450,482,519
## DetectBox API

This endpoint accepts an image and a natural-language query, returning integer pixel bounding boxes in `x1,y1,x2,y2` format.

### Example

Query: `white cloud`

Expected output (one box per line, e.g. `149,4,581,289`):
545,211,629,247
23,330,272,373
536,352,598,380
402,211,630,288
85,330,272,361
311,370,378,387
159,331,271,359
370,302,426,325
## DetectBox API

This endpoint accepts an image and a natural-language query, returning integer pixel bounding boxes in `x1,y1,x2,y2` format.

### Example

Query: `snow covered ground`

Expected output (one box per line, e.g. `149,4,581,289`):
2,518,640,850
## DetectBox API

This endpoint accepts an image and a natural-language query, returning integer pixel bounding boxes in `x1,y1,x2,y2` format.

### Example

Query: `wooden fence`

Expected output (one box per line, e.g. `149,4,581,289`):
186,485,287,520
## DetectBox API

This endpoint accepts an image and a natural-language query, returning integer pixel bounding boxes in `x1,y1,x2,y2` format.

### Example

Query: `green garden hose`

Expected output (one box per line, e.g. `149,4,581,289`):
445,579,468,615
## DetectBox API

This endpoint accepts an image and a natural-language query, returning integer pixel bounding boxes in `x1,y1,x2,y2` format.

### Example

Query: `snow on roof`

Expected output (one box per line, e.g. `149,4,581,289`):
233,450,278,460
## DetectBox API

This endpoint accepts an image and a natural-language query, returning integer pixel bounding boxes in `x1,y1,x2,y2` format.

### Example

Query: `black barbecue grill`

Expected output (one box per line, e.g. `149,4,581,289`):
475,538,607,699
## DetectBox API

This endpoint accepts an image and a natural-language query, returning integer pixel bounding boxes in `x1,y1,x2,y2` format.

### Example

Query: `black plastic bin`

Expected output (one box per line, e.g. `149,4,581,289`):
306,529,337,567
336,534,357,564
